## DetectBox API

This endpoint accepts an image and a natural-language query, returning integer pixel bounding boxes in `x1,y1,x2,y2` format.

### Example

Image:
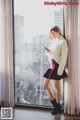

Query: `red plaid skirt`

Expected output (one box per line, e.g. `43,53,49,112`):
43,59,68,80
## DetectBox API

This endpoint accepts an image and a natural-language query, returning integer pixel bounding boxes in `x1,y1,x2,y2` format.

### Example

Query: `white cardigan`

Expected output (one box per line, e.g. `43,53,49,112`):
45,37,68,76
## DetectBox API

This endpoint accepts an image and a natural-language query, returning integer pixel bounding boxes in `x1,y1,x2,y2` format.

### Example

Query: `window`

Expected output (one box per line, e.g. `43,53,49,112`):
13,0,64,107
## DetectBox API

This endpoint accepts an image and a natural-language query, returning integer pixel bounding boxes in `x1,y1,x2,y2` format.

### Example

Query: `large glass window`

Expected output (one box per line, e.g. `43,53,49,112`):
14,0,64,107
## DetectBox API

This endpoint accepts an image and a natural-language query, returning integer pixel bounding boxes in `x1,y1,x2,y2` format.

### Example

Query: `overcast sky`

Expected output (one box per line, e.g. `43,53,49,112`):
14,0,63,42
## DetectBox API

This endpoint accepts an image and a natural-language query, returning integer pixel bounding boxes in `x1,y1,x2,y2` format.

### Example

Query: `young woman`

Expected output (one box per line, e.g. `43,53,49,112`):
43,26,68,115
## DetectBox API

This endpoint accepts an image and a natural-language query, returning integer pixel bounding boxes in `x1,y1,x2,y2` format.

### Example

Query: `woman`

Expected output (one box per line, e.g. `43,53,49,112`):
43,26,68,115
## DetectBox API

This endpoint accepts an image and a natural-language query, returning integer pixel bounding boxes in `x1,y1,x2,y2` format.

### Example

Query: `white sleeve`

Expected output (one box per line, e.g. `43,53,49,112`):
57,40,68,76
45,50,53,59
45,42,55,59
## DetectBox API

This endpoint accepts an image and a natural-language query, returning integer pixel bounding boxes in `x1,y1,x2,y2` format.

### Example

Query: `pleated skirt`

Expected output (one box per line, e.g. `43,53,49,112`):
43,59,68,80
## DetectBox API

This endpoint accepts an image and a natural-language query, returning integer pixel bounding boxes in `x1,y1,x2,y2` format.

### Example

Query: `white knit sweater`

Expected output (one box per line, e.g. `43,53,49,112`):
45,37,68,76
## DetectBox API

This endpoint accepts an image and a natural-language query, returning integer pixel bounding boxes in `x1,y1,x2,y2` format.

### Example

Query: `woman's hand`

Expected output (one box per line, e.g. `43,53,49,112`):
46,49,51,52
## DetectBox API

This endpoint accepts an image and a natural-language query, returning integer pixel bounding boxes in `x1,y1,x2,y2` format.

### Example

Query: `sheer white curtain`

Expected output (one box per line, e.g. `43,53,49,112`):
64,0,80,115
0,0,14,107
78,0,80,114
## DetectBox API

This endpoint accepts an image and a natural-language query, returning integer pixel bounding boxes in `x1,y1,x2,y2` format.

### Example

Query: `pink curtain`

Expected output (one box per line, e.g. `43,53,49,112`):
0,0,14,107
64,0,80,115
78,1,80,115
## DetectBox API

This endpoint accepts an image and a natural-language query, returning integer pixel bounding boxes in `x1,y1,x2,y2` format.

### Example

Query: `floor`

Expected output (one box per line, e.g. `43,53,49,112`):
12,107,80,120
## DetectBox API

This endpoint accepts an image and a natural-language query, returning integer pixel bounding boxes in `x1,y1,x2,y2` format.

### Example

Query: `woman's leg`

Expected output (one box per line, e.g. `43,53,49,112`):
43,78,55,101
54,80,62,103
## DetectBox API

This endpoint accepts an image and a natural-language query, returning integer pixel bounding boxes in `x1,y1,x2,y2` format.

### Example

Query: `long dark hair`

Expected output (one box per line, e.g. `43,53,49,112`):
50,26,62,36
